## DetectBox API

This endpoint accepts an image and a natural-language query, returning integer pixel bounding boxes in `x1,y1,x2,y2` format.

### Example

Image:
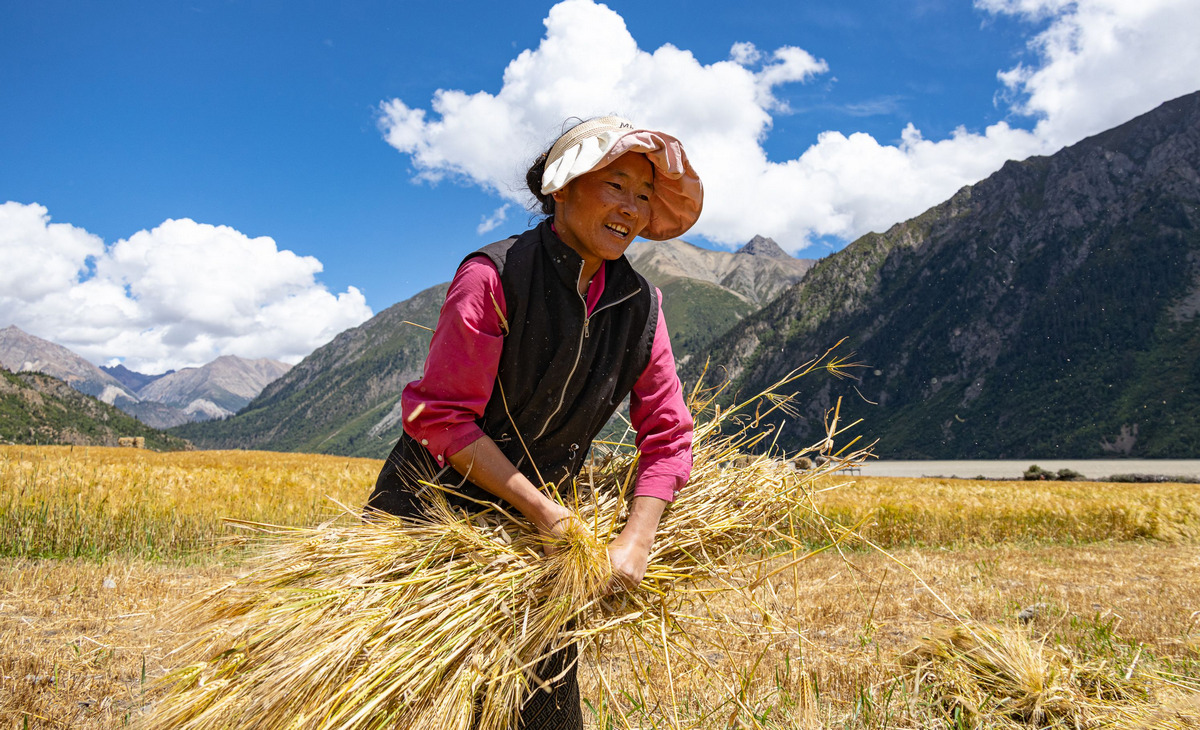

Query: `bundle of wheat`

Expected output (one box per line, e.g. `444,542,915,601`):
145,357,867,730
903,622,1199,729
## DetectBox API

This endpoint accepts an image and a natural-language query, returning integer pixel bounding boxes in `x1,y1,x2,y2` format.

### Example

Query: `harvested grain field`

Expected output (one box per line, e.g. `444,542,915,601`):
3,542,1197,728
2,444,1198,728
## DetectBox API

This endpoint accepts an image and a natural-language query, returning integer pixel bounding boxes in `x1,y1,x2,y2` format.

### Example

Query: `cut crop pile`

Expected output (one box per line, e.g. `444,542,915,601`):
146,357,868,730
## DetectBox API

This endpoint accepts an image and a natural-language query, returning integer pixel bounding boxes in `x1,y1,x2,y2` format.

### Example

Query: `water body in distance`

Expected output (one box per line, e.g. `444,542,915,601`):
855,460,1200,480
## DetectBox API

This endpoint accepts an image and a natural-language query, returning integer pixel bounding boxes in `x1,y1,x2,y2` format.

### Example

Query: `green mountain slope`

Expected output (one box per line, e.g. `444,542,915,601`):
656,277,755,364
173,284,447,457
685,91,1200,459
0,368,189,450
626,236,813,363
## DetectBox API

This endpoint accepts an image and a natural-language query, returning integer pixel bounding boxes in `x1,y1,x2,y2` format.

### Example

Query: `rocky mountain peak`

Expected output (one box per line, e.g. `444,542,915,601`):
736,235,790,259
137,355,291,412
0,324,138,404
102,363,174,392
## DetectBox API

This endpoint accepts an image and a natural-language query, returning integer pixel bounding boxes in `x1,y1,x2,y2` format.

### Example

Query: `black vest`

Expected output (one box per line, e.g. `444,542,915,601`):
368,220,658,516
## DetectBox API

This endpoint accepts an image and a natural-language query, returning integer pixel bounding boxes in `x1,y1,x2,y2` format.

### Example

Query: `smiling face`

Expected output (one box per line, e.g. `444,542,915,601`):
551,152,655,276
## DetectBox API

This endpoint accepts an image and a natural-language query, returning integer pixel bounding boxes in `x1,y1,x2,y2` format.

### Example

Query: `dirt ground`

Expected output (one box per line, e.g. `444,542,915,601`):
3,541,1197,728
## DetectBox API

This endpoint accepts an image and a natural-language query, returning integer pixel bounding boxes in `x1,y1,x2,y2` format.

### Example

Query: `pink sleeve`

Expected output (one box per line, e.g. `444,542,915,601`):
401,256,506,466
629,290,694,502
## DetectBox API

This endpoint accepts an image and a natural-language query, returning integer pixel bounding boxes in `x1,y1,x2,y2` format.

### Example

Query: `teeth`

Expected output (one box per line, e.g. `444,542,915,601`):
607,223,630,236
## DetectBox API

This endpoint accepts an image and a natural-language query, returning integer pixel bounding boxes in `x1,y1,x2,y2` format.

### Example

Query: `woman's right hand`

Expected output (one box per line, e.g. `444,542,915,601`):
532,500,584,556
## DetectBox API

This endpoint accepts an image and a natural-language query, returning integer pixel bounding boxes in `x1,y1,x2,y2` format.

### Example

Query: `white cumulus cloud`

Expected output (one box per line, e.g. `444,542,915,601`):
379,0,1200,253
982,0,1200,149
0,201,373,373
477,204,511,235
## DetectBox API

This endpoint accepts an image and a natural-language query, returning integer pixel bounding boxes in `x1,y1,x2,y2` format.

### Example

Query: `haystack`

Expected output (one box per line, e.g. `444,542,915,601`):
144,356,868,730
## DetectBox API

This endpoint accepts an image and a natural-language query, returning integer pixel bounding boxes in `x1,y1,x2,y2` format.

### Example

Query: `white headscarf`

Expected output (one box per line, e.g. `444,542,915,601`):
540,116,703,241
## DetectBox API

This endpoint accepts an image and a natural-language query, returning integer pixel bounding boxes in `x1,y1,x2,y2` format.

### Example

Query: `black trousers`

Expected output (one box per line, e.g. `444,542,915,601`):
511,641,583,730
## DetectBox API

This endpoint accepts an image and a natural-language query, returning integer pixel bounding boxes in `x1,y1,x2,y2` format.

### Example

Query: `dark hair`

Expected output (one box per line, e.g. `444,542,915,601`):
525,150,555,217
526,117,593,218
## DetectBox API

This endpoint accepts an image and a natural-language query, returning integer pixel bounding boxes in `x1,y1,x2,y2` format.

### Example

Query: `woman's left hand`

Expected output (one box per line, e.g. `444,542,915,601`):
607,531,651,591
606,496,667,593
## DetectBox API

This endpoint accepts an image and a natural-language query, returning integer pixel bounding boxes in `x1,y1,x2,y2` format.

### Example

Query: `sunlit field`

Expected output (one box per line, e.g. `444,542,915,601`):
811,475,1200,546
2,445,1198,728
0,446,379,559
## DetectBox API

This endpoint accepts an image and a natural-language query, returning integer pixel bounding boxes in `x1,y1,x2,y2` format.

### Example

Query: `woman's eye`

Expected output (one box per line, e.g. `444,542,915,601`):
606,181,622,190
638,194,650,201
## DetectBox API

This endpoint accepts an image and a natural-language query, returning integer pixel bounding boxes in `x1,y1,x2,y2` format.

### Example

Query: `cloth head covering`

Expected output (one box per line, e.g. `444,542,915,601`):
541,116,703,241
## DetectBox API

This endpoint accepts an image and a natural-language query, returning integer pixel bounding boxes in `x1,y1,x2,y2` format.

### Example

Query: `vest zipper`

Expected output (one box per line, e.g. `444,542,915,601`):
533,262,641,441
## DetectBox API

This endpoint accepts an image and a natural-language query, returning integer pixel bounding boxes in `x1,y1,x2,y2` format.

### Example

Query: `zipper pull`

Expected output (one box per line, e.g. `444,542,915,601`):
583,317,590,338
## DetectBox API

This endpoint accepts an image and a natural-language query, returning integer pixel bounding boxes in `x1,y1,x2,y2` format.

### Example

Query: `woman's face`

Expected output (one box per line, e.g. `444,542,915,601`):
551,152,654,269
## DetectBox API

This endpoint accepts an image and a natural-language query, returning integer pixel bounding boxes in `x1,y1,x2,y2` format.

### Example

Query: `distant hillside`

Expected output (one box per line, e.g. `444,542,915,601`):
173,284,446,457
626,236,814,363
0,325,138,405
686,91,1200,459
0,367,189,450
0,327,291,429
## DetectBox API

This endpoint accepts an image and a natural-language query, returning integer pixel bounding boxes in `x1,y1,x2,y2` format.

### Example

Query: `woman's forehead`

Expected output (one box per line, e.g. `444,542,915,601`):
600,152,654,186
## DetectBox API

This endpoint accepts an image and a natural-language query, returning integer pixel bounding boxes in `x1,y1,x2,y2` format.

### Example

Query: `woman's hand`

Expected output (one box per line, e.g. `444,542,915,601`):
607,531,651,590
532,501,585,556
448,436,585,556
606,496,667,592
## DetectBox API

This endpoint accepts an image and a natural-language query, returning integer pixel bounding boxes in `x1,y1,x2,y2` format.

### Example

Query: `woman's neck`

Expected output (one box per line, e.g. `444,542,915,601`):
552,219,603,296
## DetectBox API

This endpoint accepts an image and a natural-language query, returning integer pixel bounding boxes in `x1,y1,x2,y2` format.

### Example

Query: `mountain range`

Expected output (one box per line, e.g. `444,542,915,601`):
174,236,806,457
13,91,1199,460
684,90,1200,459
0,326,290,429
178,83,1200,463
134,355,292,423
172,284,447,456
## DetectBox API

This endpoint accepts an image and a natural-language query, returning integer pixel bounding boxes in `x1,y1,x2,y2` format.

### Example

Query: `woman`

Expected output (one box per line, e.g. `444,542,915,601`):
367,116,703,729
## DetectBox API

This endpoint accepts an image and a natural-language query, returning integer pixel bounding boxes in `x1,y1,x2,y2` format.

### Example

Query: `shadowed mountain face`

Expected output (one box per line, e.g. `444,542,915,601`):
101,363,173,392
685,91,1200,459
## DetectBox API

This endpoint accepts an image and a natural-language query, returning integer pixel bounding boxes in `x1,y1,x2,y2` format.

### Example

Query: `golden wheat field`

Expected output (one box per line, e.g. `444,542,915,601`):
2,444,1199,728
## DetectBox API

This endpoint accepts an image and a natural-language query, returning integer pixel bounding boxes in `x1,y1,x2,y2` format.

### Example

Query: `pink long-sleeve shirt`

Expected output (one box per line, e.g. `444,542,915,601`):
402,255,693,502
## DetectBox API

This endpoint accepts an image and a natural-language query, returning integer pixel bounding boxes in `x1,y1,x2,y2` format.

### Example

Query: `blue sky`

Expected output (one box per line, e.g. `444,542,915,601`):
2,0,1198,372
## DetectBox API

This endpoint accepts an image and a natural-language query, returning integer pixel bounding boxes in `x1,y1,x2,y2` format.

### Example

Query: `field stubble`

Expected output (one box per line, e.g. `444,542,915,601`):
1,446,1198,727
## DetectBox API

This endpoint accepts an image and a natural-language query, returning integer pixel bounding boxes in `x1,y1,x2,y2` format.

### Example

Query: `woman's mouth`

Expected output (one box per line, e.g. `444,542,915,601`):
605,223,631,238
